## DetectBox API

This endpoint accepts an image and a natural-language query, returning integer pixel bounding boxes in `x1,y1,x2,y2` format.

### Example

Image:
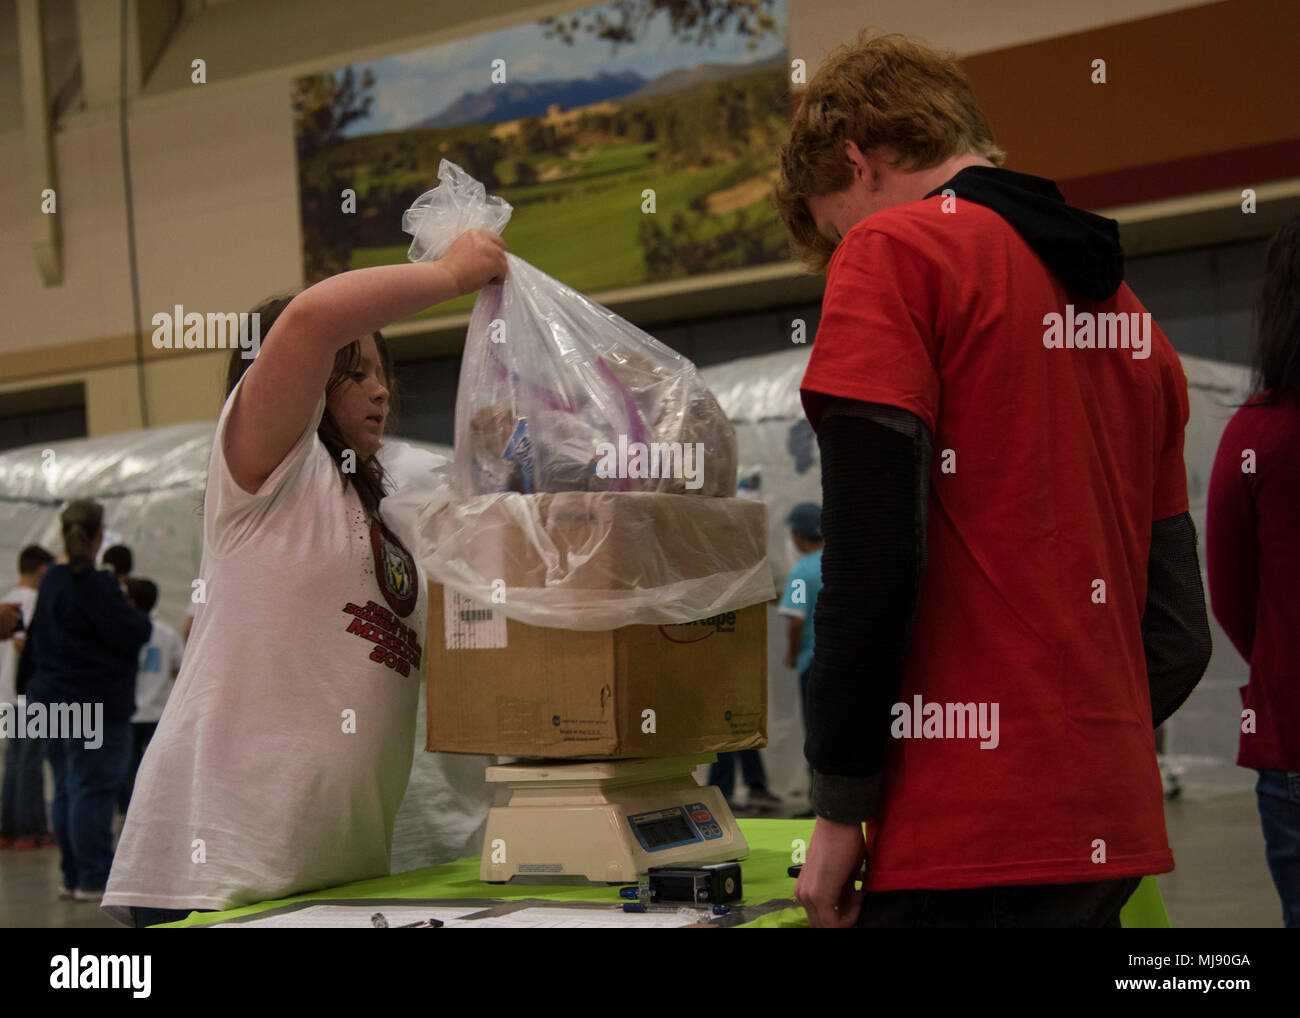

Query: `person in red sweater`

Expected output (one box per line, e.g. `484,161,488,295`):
773,31,1212,928
1207,215,1300,929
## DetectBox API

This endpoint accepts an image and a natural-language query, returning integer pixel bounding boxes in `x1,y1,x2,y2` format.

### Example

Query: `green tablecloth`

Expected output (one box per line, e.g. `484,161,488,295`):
156,818,1170,927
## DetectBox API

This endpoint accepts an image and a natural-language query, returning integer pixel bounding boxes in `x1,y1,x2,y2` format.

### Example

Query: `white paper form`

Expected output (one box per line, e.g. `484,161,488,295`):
212,905,480,928
442,906,716,929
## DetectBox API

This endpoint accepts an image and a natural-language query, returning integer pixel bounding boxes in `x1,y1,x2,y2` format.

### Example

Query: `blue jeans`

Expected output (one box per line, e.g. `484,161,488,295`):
709,751,768,802
1256,769,1300,928
799,666,813,791
45,721,131,892
117,721,158,814
1,731,48,838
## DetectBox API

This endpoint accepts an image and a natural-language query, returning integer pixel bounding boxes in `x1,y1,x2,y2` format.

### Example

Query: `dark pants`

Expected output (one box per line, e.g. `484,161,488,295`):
1256,769,1300,928
45,721,131,892
117,721,159,814
1,732,48,838
856,876,1141,928
709,751,768,803
130,906,215,928
799,666,813,791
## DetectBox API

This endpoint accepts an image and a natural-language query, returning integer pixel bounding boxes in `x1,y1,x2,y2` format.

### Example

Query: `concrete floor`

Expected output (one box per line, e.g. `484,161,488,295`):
0,753,1284,928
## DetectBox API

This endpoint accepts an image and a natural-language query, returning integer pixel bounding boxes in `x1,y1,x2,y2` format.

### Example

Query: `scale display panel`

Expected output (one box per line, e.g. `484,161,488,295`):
628,802,725,853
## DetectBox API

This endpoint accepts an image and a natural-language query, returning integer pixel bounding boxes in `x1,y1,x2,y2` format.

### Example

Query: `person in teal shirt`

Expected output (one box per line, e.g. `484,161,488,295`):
778,503,824,804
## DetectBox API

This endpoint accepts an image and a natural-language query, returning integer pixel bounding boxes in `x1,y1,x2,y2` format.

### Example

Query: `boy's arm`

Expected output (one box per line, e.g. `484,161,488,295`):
806,397,931,824
1143,513,1213,727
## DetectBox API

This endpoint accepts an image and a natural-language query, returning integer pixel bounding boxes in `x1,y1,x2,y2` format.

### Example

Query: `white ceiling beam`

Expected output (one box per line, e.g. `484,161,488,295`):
17,0,61,285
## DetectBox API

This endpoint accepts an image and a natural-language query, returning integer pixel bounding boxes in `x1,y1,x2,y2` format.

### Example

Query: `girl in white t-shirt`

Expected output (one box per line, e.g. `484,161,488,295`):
102,230,506,926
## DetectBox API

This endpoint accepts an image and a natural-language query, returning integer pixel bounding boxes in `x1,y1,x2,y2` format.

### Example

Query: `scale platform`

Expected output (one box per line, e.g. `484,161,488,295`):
479,753,748,884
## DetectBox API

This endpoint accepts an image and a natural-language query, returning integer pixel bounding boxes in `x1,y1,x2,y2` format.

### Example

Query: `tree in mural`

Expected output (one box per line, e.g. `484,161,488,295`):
294,67,376,282
542,0,780,49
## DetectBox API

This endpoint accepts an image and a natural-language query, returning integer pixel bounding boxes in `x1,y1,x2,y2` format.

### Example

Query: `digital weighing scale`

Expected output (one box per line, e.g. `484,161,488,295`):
480,753,748,883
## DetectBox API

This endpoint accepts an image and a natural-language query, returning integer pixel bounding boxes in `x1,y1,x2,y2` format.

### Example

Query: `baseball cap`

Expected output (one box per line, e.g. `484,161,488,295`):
786,502,822,539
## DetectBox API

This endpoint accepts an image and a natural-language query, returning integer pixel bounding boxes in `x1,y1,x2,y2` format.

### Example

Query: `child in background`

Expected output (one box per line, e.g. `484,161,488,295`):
118,579,184,814
0,545,55,849
777,503,824,811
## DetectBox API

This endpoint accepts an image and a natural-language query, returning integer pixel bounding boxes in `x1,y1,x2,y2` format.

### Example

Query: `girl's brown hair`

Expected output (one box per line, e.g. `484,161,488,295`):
224,295,399,518
774,30,1007,269
61,499,103,576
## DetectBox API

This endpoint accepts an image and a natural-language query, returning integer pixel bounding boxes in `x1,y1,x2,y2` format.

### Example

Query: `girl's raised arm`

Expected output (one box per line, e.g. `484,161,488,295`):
224,229,505,494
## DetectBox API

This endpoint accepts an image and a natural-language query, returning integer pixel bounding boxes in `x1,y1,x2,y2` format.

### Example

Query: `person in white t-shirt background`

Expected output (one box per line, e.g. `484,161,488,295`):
0,545,55,849
116,579,183,815
102,228,507,928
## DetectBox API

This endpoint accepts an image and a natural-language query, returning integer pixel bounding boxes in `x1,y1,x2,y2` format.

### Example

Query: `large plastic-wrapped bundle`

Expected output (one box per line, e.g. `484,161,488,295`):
402,161,773,628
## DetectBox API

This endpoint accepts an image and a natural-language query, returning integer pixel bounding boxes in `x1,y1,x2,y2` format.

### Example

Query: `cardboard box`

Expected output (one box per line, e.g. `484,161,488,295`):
423,492,769,610
426,582,767,759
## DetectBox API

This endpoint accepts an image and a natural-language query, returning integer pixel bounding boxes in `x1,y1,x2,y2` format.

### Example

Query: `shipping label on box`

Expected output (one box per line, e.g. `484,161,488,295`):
443,588,507,650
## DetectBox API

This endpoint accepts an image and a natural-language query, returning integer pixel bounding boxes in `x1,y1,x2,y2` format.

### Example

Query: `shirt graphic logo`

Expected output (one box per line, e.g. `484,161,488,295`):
369,516,417,618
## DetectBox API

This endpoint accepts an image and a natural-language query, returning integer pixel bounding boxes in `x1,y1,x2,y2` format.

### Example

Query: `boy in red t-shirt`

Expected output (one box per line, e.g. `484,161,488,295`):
774,31,1211,928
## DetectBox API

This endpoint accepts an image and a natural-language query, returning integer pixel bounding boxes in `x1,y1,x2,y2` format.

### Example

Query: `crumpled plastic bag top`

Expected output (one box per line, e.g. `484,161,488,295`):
402,159,513,262
401,162,763,627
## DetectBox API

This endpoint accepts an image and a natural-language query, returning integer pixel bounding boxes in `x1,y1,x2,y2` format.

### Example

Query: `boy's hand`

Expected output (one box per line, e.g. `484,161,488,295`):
796,816,868,927
440,229,508,294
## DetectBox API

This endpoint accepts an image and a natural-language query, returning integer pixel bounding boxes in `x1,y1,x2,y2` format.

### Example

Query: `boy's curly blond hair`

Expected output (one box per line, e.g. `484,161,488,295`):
775,31,1006,270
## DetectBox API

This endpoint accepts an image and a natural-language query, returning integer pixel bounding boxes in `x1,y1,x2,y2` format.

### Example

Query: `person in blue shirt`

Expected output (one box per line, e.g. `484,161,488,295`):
27,500,153,900
777,503,824,805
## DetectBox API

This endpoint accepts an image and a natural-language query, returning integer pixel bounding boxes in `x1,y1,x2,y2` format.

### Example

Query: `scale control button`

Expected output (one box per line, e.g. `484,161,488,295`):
708,824,722,836
691,810,710,823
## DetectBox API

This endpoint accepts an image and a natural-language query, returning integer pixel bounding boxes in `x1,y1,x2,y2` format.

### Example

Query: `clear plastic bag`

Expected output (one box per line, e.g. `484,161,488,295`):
412,490,774,631
402,161,772,627
402,161,513,263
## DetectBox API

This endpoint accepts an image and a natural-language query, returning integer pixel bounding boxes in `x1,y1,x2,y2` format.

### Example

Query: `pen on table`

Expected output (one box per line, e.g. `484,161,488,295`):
789,860,869,879
622,902,729,917
370,912,443,928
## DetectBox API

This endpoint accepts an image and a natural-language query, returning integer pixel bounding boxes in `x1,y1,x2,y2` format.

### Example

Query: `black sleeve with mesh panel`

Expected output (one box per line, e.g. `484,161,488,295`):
1143,512,1213,728
806,397,930,825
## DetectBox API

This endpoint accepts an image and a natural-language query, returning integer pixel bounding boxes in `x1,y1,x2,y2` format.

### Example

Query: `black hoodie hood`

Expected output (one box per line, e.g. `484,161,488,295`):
924,166,1124,301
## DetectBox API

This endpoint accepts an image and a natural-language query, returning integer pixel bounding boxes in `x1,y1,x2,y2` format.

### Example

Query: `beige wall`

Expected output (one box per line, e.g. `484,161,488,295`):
0,74,300,428
789,0,1222,69
0,0,1244,437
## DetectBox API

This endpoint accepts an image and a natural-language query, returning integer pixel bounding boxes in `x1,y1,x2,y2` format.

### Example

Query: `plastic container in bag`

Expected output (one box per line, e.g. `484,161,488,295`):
402,161,774,628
